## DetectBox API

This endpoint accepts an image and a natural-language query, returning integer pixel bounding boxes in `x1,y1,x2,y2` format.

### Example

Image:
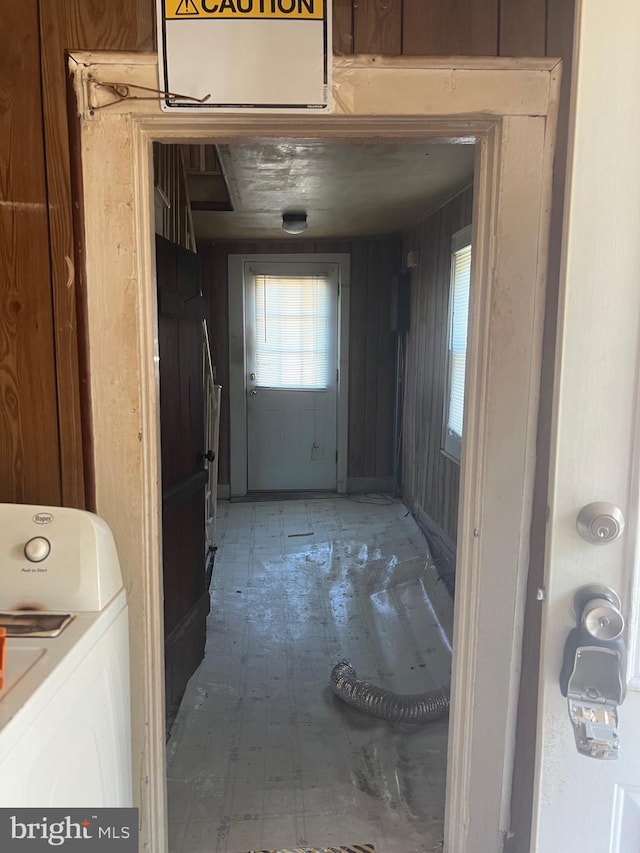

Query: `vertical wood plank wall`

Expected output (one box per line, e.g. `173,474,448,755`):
401,187,474,545
1,0,573,511
0,0,154,506
0,0,61,505
199,237,401,488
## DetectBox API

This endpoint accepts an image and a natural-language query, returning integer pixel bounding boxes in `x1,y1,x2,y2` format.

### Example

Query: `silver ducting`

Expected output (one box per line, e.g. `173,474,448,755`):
330,661,450,725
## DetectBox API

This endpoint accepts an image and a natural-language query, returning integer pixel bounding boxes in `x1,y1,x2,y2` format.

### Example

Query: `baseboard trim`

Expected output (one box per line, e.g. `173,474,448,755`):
346,477,394,494
407,501,456,596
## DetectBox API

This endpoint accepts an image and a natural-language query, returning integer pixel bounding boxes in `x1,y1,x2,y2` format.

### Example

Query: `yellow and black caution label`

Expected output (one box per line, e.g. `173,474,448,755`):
165,0,324,20
237,846,376,853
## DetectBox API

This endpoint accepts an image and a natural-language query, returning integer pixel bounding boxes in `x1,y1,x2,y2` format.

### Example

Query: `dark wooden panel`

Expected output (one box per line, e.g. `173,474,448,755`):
401,187,472,545
156,235,208,729
162,490,207,637
332,0,353,55
354,0,402,55
38,0,154,507
500,0,546,56
162,488,208,733
402,0,498,56
0,0,61,505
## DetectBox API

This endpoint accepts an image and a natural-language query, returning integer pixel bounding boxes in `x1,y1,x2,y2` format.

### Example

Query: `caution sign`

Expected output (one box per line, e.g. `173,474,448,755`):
166,0,324,20
156,0,330,110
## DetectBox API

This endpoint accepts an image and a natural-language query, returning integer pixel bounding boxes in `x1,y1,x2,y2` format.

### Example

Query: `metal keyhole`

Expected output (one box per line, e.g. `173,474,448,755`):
576,502,625,544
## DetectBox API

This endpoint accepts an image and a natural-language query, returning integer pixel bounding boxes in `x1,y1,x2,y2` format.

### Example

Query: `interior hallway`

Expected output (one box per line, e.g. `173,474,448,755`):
167,496,453,853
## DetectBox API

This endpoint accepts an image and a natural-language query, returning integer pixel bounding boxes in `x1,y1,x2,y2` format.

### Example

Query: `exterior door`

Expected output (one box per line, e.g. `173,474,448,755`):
156,235,210,732
531,2,640,849
245,261,338,492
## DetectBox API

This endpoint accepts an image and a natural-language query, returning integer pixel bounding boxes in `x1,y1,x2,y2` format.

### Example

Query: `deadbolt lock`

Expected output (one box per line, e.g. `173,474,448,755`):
576,502,625,544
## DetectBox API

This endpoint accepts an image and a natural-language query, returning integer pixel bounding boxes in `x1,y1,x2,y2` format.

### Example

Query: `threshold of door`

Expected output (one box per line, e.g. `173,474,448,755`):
231,490,339,503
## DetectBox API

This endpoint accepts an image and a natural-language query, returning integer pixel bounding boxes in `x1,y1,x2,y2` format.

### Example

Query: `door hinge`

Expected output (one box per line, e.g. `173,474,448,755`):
336,368,339,382
336,451,338,463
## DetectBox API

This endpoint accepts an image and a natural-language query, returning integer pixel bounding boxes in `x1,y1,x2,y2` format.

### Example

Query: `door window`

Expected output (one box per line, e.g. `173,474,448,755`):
253,274,332,390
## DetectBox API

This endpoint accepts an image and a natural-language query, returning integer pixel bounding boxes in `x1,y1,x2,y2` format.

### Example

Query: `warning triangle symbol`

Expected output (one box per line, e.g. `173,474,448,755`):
175,0,199,15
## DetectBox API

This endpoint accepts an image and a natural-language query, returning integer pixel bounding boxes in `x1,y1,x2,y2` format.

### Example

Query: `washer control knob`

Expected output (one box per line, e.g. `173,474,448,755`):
24,536,51,562
576,502,625,544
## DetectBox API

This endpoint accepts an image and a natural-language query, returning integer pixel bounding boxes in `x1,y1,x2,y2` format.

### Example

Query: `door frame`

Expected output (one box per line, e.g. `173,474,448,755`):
228,253,350,496
69,52,560,853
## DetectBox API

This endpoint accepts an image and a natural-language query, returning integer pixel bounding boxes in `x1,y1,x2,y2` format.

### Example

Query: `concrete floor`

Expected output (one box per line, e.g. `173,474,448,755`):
167,496,453,853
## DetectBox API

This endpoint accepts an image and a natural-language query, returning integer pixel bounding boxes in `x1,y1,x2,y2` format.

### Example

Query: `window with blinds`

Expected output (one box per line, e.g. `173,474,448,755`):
253,274,331,390
443,226,472,462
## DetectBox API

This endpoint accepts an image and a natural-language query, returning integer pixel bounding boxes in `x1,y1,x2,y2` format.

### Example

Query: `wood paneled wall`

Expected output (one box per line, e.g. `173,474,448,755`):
1,0,573,510
333,0,551,57
401,187,473,545
0,0,153,508
199,237,401,488
0,0,61,505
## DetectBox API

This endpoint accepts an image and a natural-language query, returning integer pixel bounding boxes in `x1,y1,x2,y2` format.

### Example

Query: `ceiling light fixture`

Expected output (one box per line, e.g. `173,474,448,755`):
282,211,308,235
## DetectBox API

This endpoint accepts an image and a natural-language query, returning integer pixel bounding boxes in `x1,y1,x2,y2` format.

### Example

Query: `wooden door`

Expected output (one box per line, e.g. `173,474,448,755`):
156,235,209,732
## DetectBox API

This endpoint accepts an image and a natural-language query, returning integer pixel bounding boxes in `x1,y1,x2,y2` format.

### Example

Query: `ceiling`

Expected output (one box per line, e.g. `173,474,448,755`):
188,140,475,242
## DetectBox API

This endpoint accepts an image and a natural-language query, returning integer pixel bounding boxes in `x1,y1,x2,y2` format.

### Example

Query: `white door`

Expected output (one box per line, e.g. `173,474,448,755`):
532,1,640,850
245,261,338,491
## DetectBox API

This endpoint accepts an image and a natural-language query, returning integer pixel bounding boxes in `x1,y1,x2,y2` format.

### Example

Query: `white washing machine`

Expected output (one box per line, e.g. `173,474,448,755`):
0,504,132,807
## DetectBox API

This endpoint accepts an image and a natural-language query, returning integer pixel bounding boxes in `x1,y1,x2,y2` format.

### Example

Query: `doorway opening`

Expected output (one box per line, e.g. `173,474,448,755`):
72,51,559,853
155,138,474,851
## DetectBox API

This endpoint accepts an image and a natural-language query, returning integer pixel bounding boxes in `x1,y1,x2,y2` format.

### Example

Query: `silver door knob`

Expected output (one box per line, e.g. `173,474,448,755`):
574,584,624,640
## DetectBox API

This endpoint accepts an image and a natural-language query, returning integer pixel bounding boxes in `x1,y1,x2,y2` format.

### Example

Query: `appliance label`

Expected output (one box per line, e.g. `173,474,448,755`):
0,810,138,851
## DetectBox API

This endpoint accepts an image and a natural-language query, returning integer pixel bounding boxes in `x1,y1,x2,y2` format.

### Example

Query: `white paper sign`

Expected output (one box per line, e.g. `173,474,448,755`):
157,0,331,111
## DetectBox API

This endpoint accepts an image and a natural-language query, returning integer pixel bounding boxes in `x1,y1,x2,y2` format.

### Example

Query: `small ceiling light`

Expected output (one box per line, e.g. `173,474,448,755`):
282,211,308,235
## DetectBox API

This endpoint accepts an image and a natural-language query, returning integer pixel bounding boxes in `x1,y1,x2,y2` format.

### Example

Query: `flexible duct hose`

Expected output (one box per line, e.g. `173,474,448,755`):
330,661,450,725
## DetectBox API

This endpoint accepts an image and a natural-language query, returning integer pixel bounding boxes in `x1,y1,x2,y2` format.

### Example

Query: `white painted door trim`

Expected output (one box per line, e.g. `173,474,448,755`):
228,253,350,496
69,52,560,853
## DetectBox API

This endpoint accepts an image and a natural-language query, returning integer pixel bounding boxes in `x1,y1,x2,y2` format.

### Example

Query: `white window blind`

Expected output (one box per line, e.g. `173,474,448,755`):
254,274,331,389
443,226,472,462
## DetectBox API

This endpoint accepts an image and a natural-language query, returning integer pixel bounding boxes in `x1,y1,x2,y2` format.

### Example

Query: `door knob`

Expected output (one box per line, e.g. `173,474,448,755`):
574,584,624,641
560,585,627,759
199,449,215,463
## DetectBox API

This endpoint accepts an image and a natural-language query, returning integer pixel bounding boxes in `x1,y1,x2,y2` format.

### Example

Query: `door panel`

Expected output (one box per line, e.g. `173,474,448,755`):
156,235,209,732
245,262,338,492
532,2,640,849
248,391,335,491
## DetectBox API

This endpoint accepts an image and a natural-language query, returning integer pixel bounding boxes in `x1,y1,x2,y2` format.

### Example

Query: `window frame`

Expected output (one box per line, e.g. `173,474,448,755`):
442,224,472,464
